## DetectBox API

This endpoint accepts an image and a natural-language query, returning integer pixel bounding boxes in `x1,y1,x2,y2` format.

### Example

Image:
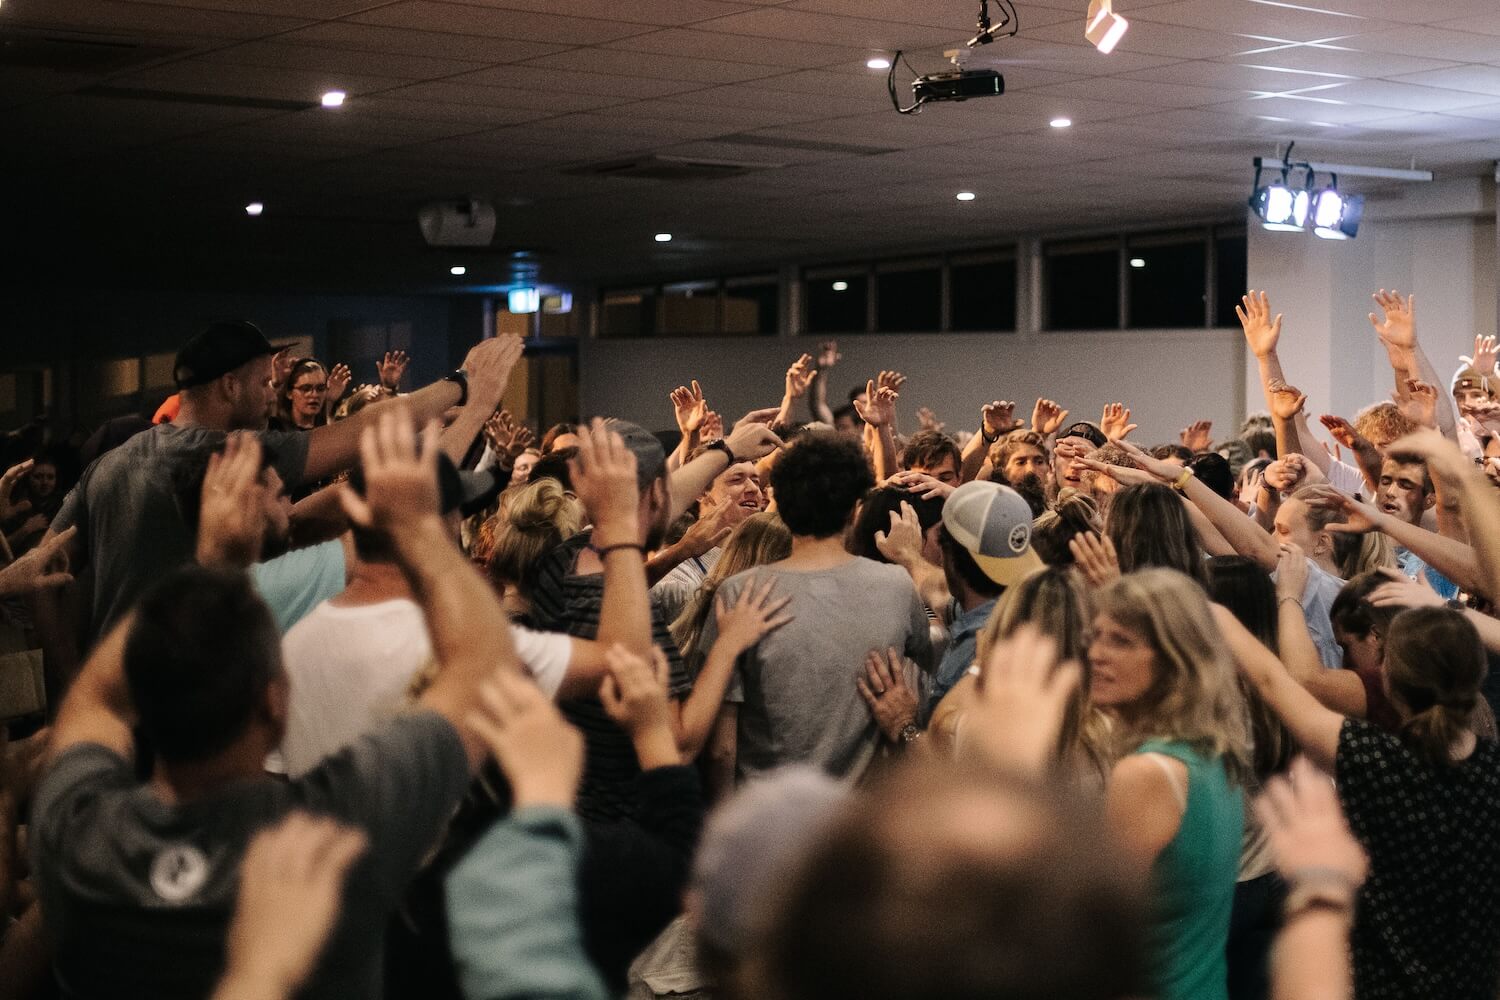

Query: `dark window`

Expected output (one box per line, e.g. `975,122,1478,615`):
657,281,718,336
1214,232,1248,328
1127,237,1208,328
950,256,1017,332
1046,242,1119,330
876,266,941,332
724,278,779,335
600,290,656,337
806,272,868,334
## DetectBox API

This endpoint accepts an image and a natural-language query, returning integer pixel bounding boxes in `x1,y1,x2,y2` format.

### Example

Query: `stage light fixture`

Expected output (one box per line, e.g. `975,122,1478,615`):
1085,0,1128,54
1248,160,1308,232
1311,178,1363,240
509,288,540,313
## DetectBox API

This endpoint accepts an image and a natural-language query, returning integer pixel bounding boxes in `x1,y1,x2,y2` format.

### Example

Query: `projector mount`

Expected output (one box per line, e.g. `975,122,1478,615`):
887,0,1018,115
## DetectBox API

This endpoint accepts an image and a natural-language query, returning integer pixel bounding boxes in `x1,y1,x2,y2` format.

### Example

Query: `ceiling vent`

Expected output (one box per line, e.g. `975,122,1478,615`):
0,32,183,73
563,155,769,181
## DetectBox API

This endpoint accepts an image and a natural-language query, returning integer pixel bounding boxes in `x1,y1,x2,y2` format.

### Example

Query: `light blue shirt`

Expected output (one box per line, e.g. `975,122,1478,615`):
925,597,998,720
1396,546,1460,601
251,540,346,634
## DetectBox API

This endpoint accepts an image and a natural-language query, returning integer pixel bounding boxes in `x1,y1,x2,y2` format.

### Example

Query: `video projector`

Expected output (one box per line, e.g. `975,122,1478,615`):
912,67,1004,103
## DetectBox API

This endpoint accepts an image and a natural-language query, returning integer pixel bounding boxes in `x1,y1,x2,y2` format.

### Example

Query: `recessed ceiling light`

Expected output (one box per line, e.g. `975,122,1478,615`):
654,232,673,242
320,90,346,108
832,281,849,292
244,201,264,216
450,265,467,276
867,57,892,69
1050,117,1073,128
956,191,977,201
1130,257,1146,268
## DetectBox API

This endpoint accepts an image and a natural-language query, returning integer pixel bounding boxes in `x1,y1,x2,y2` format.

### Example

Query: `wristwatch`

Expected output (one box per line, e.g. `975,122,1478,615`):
898,722,923,745
704,438,738,466
1446,598,1467,611
443,368,469,407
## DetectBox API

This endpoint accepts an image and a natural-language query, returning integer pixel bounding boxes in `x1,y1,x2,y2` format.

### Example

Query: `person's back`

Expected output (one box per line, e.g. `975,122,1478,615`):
1132,740,1243,1000
714,557,930,781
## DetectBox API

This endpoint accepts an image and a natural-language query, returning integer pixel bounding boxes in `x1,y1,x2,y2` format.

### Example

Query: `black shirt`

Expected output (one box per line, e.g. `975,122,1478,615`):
1336,718,1500,1000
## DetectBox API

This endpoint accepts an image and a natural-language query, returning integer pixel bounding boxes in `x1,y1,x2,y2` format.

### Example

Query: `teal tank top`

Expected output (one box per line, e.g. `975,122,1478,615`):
1134,739,1244,1000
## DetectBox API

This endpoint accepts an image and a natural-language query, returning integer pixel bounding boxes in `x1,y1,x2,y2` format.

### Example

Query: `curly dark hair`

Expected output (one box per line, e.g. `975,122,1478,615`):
772,431,874,538
899,430,960,475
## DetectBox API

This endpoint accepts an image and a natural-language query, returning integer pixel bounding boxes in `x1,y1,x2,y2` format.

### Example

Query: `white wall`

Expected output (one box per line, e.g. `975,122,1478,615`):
1246,176,1498,429
580,327,1245,446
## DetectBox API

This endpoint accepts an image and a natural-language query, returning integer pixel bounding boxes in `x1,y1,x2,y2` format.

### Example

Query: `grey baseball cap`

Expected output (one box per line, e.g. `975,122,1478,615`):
941,480,1043,587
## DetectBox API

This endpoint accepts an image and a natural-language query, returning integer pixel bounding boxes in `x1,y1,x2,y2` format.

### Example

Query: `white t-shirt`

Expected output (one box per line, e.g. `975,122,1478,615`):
277,597,572,777
1326,458,1367,498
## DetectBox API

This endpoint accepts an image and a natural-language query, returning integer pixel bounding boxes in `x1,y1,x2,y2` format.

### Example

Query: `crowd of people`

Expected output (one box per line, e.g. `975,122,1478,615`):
0,291,1499,999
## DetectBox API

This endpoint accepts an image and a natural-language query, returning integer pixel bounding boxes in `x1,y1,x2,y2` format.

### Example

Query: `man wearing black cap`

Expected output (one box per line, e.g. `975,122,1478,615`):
49,319,523,642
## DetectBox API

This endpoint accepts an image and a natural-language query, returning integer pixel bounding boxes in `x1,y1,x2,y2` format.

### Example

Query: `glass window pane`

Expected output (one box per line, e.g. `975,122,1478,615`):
1046,243,1118,330
601,290,656,338
657,281,719,336
950,258,1017,332
1214,234,1248,328
876,268,941,332
1128,238,1207,329
806,273,868,333
724,279,779,335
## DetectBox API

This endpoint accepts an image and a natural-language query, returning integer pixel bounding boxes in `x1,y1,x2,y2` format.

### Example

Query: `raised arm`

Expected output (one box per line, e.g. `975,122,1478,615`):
1390,429,1500,602
1238,291,1331,472
46,614,135,764
1370,290,1458,440
776,354,816,430
1213,605,1343,771
339,410,519,771
808,341,839,425
960,401,1014,484
570,420,653,660
855,380,900,482
666,408,782,523
667,381,708,473
1302,485,1486,596
1274,545,1365,717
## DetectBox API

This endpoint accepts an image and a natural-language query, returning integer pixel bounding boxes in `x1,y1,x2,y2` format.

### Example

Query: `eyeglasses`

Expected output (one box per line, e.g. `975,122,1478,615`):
292,383,328,394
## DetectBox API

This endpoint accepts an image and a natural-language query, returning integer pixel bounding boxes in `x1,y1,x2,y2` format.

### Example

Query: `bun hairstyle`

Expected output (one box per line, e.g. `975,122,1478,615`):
486,478,584,598
1384,607,1488,768
1030,491,1102,566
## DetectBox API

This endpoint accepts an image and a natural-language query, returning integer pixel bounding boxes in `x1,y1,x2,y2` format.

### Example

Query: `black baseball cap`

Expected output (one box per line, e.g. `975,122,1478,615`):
1056,421,1107,449
174,321,277,389
349,452,465,516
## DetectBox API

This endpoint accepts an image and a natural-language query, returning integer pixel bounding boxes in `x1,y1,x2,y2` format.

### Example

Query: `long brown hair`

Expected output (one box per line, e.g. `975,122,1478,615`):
976,566,1111,779
671,512,792,669
1095,569,1253,785
1104,482,1209,586
1384,607,1488,767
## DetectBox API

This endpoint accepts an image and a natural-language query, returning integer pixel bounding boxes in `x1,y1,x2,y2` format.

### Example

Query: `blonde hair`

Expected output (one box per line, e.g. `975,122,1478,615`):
670,512,792,670
486,479,585,598
1095,569,1252,785
1353,401,1416,446
976,567,1111,780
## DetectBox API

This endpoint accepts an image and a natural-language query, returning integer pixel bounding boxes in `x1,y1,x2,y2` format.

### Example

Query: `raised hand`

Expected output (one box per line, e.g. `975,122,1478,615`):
1266,378,1307,421
700,410,724,443
916,406,945,434
1300,485,1380,534
886,469,954,501
1368,565,1444,609
784,354,816,400
675,502,735,559
1386,427,1473,483
816,340,841,370
1318,414,1363,452
271,347,296,388
326,363,352,402
220,814,367,1000
724,408,784,462
198,432,270,567
961,623,1081,776
339,407,443,532
1031,398,1069,437
855,380,898,428
466,671,585,809
0,459,33,521
567,419,640,546
1103,437,1178,482
873,500,929,568
463,334,526,404
1236,290,1283,358
1263,455,1308,493
1256,757,1368,892
876,370,907,395
1461,334,1499,375
484,409,534,460
1180,419,1214,453
714,577,794,655
1275,542,1308,603
1370,289,1416,350
1068,531,1120,588
981,400,1017,439
1398,378,1438,430
856,647,919,744
0,525,76,596
376,350,411,390
1100,402,1137,442
1467,400,1500,434
669,381,708,436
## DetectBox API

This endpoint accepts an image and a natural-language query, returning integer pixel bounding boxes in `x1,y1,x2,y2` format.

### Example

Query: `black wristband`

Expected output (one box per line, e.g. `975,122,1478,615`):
704,437,737,466
443,369,469,407
981,427,999,445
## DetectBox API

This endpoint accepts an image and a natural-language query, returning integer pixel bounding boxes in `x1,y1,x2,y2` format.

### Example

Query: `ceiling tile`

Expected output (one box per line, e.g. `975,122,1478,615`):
1130,0,1398,43
523,47,784,83
1028,75,1242,109
695,8,963,50
603,27,864,68
1389,65,1500,97
275,22,570,62
118,60,407,101
1323,79,1500,112
202,41,488,81
379,79,631,112
427,0,754,24
1345,26,1500,64
5,0,311,39
349,3,660,45
449,65,706,98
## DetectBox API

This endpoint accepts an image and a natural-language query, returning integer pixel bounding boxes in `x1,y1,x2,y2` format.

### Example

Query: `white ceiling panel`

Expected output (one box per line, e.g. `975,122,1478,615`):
429,0,755,26
695,8,965,50
1390,65,1500,97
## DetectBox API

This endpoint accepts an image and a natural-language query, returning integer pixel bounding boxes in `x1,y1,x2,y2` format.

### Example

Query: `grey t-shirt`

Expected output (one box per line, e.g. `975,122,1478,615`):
702,556,933,783
30,711,468,1000
52,423,310,640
